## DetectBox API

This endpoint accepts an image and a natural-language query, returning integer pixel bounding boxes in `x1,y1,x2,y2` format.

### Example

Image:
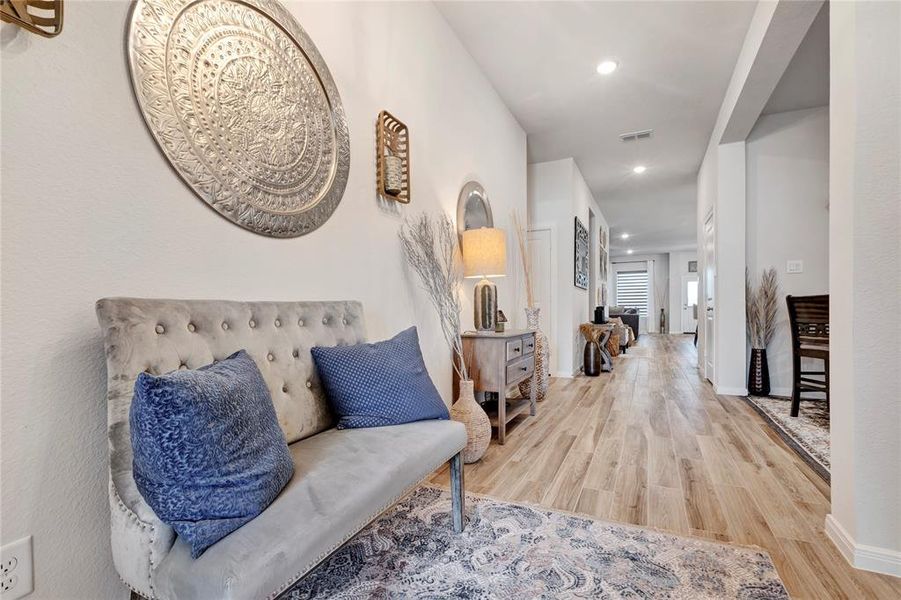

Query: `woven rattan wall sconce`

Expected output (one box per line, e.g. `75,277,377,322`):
1,0,63,37
376,110,410,203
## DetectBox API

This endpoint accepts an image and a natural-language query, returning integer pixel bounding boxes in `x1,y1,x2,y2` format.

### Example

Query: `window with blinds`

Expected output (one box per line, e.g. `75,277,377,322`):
616,270,649,316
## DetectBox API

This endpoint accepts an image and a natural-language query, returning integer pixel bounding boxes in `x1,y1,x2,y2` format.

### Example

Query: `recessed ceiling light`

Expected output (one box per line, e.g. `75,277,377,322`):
596,60,618,75
633,165,647,174
626,249,634,255
621,233,630,240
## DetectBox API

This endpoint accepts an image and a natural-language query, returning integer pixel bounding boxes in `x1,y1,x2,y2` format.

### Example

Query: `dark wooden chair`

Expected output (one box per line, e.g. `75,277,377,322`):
786,294,829,417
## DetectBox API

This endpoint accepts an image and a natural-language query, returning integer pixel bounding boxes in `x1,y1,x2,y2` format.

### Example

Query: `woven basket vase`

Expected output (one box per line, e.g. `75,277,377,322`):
450,379,491,463
519,307,550,401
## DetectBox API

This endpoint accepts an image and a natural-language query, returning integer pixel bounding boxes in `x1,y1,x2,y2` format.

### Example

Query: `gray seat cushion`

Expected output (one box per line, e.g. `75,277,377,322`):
151,420,466,600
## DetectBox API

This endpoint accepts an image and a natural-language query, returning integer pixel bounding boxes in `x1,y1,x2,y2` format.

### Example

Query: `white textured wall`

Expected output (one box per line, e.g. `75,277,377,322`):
696,141,747,394
828,0,900,573
527,159,571,376
526,158,608,376
696,146,718,376
746,106,829,396
713,142,748,395
0,2,526,597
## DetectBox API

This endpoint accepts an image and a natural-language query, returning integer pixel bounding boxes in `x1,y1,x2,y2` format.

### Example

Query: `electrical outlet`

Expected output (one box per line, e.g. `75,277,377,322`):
0,536,33,599
786,260,804,274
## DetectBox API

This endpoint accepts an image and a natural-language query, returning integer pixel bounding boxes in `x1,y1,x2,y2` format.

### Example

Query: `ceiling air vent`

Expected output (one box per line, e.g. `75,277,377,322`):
619,129,653,142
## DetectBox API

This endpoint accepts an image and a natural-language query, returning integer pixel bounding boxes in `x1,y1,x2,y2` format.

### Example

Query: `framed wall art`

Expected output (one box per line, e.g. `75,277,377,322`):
574,217,589,289
599,226,609,303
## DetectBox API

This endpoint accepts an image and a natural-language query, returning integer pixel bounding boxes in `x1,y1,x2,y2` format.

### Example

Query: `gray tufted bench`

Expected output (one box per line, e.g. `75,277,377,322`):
96,298,467,600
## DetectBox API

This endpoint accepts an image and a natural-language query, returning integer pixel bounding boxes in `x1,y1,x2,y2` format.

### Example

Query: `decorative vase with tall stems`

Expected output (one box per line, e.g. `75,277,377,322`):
513,212,550,401
399,213,491,463
519,307,549,400
746,268,779,396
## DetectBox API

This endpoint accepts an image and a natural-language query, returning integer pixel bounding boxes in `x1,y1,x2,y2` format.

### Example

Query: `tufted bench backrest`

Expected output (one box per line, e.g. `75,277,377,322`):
97,297,366,443
95,298,366,592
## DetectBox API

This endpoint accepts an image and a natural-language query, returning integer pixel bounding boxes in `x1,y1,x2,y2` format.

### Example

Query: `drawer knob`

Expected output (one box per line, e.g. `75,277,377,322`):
521,366,528,371
515,347,521,353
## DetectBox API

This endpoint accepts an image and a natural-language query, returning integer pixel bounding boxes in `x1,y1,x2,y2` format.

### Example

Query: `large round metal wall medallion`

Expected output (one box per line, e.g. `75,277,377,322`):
127,0,350,237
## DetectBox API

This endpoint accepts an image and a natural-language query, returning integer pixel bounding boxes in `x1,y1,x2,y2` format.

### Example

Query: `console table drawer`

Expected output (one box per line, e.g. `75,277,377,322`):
506,338,524,361
522,336,536,356
506,354,534,386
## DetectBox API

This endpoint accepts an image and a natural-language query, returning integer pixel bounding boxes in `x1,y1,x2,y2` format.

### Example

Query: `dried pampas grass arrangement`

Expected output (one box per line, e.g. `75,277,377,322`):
513,212,534,308
746,267,780,349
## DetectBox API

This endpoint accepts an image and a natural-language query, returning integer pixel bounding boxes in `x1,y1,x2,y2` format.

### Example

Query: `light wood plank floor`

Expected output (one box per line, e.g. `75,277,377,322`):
431,334,901,599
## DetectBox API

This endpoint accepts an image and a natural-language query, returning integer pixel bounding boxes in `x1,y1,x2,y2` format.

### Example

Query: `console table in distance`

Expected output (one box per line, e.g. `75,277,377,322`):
455,329,537,444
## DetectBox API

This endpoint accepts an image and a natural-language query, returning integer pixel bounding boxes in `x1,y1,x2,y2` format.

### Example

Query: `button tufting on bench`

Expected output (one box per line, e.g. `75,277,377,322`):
274,319,281,327
249,319,256,328
342,318,348,325
267,353,274,362
155,324,165,334
292,349,300,358
322,317,329,325
187,323,196,332
306,380,312,389
298,319,305,326
221,322,229,331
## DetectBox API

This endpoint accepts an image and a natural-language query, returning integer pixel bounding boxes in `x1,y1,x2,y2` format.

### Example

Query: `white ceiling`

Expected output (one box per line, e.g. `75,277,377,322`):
436,1,758,253
762,3,829,116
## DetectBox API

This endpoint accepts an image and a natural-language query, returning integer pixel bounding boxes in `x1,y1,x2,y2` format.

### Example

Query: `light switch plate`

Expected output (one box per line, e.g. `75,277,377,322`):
786,260,804,274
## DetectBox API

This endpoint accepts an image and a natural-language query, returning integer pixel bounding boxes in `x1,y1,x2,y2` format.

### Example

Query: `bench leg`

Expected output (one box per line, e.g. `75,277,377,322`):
450,451,465,533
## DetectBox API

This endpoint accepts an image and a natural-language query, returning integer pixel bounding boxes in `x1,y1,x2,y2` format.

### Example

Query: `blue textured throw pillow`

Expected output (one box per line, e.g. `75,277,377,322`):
130,350,293,558
311,326,449,429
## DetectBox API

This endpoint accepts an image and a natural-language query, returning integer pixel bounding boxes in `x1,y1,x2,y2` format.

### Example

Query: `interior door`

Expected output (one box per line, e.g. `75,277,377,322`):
527,229,552,376
681,274,699,333
703,212,716,382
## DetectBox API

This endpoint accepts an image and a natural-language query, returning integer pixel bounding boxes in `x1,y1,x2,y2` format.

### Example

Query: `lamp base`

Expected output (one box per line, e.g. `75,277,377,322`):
473,278,497,331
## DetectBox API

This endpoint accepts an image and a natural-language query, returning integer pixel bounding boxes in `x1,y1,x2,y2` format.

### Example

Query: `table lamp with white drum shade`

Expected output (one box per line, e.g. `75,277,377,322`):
462,227,507,331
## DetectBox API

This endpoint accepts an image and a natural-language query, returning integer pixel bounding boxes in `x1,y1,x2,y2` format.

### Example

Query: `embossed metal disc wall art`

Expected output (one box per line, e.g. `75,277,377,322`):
127,0,350,237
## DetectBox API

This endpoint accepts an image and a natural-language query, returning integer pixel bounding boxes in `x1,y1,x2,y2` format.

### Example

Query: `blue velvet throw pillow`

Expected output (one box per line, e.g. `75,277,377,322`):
130,350,293,558
311,326,449,429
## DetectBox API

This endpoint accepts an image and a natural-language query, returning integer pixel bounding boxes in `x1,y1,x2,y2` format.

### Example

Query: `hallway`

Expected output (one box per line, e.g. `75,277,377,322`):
434,335,901,599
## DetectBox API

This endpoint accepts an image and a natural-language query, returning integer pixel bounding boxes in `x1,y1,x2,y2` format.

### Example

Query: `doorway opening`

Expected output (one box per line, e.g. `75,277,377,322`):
681,274,699,333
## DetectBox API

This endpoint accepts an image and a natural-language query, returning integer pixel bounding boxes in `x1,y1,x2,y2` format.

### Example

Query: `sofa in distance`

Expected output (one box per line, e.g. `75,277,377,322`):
96,298,467,600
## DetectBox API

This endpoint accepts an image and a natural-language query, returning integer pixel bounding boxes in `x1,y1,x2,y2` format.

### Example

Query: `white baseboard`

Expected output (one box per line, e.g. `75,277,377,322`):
825,514,901,577
714,385,749,396
553,371,576,379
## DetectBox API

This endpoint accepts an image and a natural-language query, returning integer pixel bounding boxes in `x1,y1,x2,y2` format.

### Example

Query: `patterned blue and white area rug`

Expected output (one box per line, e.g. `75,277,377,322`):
280,487,788,599
745,395,830,482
